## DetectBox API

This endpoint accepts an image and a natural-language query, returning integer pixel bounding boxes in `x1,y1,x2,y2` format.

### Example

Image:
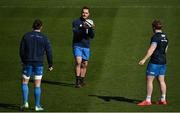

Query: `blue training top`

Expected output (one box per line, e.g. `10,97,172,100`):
19,31,53,66
150,32,168,64
72,17,95,48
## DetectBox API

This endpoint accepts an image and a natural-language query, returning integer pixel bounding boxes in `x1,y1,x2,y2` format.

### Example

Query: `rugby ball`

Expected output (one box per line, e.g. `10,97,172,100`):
85,19,94,27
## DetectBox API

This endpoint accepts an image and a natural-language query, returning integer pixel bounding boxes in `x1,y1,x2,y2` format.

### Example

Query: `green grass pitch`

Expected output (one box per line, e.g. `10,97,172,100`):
0,0,180,112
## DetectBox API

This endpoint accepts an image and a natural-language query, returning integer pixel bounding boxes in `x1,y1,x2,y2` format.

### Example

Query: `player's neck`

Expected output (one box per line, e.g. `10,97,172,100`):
155,30,162,33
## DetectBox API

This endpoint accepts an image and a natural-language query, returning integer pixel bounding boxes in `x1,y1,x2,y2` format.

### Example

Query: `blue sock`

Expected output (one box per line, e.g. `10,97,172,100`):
22,84,29,104
34,87,41,107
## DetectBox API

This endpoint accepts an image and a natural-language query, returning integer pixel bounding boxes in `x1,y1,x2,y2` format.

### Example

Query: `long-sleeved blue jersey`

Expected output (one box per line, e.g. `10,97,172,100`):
72,17,95,48
20,31,53,66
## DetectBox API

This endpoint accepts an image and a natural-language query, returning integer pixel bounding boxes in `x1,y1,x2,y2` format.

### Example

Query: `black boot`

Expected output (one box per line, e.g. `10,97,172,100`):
75,76,81,88
80,77,86,87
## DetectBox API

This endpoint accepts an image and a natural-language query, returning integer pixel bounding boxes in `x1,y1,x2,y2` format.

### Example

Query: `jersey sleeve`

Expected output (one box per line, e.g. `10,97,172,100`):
87,27,95,39
44,37,53,67
72,21,82,35
19,35,26,63
150,35,159,45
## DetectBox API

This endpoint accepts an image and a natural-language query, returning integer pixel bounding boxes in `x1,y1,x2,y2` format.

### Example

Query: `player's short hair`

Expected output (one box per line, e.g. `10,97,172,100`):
32,19,43,30
152,20,162,30
81,6,90,13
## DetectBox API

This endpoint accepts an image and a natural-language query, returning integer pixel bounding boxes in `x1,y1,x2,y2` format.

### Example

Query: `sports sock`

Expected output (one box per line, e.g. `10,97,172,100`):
34,87,41,107
160,94,166,101
80,77,84,84
22,83,29,104
146,96,151,102
76,76,80,85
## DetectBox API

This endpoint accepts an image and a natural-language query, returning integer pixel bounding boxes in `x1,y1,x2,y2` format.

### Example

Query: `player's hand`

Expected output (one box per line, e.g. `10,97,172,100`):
139,59,146,65
82,22,90,29
92,24,95,29
48,66,53,71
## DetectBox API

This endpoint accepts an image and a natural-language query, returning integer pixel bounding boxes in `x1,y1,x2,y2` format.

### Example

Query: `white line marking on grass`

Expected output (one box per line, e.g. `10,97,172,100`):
0,5,180,8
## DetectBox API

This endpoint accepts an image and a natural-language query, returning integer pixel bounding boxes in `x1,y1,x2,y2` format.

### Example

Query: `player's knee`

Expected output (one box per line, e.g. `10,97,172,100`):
159,81,166,86
34,80,41,87
22,75,30,84
81,62,88,68
75,61,81,67
34,75,42,87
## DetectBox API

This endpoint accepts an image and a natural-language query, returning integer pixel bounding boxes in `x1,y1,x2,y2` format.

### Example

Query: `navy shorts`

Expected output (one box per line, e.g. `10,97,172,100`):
22,65,43,79
146,63,167,76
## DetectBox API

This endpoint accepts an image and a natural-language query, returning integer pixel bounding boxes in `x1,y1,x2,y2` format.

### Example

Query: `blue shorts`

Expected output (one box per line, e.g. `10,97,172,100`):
146,63,167,76
22,65,43,76
73,46,90,61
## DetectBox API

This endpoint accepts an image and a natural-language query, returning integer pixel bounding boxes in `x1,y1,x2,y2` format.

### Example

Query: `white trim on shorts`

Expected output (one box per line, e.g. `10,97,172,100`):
34,75,43,80
22,74,30,80
22,74,42,80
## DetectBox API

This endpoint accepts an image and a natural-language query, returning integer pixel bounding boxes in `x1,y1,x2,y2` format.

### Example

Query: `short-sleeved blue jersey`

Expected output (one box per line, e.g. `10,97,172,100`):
150,32,168,64
72,17,95,48
20,31,53,66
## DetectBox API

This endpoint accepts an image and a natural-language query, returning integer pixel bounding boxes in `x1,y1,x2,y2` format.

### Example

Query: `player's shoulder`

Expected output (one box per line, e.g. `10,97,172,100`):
156,33,168,41
155,32,166,37
73,18,81,23
151,33,159,42
24,31,48,39
22,31,34,39
151,32,168,43
24,31,33,36
39,32,48,38
38,33,50,42
152,32,162,39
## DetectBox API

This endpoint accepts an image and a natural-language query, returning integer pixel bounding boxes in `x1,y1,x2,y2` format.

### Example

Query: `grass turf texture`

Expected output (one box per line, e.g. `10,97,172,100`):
0,0,180,112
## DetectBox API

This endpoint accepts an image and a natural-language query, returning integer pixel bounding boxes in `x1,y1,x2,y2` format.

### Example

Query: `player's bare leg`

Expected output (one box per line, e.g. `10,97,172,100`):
34,79,41,87
22,78,29,84
75,57,82,87
157,75,167,104
145,75,155,103
138,76,154,106
80,61,88,86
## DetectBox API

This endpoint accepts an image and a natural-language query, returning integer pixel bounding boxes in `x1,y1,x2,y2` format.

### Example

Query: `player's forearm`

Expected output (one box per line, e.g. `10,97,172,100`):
73,28,83,36
47,54,53,66
46,47,53,66
143,49,154,61
142,43,157,61
45,41,53,66
88,28,95,38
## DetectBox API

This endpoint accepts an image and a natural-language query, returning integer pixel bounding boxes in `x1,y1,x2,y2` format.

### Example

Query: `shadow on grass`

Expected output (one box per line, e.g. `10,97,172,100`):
0,103,35,112
88,95,141,104
30,79,75,87
0,103,19,111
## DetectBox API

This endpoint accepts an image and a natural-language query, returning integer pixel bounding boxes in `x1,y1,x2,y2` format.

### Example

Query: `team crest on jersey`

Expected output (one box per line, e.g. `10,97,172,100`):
161,34,166,37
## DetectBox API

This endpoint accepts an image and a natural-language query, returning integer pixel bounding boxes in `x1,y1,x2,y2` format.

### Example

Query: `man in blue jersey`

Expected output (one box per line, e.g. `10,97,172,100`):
72,6,95,88
138,20,168,106
20,19,53,111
